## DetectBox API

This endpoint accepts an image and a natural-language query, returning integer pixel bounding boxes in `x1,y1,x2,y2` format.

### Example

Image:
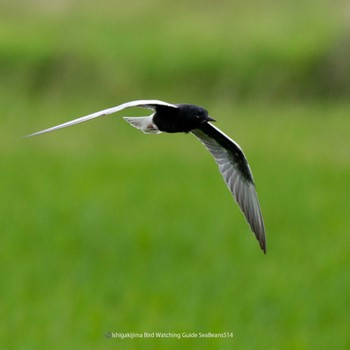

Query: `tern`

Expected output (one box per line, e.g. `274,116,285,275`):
27,100,266,253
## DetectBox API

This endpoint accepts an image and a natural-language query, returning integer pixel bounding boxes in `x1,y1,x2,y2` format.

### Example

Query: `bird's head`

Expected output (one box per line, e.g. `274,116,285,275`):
178,104,216,130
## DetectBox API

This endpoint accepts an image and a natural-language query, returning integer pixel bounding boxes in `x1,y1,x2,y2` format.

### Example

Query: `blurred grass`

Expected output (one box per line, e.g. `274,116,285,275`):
1,1,350,349
0,0,347,102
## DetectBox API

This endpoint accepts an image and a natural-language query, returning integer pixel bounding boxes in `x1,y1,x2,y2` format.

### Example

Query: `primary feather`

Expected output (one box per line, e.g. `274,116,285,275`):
26,100,177,137
192,123,266,253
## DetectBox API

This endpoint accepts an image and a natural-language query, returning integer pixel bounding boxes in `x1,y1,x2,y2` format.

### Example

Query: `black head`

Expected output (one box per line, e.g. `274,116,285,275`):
153,103,215,133
177,104,215,130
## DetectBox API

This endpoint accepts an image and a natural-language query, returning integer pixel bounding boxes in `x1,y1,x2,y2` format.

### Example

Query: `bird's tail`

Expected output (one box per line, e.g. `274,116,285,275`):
123,115,161,134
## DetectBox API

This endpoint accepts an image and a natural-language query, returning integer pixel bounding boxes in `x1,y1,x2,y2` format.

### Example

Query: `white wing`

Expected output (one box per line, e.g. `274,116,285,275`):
26,99,177,137
192,123,266,253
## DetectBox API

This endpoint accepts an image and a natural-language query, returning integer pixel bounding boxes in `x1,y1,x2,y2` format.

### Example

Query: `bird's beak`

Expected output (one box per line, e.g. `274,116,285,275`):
206,115,216,122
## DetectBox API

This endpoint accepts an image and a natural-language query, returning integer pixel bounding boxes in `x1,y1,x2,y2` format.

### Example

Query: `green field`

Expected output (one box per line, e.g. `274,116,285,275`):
1,1,350,349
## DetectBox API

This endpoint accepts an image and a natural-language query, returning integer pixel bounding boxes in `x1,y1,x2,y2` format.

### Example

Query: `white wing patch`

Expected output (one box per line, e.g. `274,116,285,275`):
26,99,177,137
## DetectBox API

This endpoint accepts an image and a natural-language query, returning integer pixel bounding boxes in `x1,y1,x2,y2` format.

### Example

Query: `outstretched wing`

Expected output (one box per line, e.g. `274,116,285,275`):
26,100,178,137
192,122,266,253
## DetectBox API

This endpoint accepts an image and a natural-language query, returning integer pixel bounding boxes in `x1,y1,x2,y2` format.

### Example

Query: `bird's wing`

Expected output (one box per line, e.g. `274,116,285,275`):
26,100,178,137
191,122,266,253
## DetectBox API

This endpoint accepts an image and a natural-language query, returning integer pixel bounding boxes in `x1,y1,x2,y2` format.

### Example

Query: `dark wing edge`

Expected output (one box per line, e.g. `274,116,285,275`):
191,122,266,253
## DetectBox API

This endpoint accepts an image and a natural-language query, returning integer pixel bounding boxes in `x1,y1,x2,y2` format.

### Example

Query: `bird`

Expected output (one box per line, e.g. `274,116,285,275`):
27,99,266,253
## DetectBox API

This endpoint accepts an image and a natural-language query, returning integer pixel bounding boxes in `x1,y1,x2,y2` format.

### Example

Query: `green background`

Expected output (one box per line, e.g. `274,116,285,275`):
1,1,349,349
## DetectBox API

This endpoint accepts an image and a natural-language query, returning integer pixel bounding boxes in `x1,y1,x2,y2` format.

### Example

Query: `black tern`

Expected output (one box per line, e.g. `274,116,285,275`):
27,100,266,253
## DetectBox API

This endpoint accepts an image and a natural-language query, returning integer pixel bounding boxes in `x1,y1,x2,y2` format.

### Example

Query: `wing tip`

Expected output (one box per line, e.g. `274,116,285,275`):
25,130,48,138
256,227,267,254
260,238,267,254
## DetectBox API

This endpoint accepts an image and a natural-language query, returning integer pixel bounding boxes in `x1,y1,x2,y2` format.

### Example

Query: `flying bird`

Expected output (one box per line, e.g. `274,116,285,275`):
27,100,266,253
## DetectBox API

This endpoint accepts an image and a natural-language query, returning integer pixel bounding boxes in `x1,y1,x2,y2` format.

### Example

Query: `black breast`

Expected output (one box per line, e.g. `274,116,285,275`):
153,105,192,133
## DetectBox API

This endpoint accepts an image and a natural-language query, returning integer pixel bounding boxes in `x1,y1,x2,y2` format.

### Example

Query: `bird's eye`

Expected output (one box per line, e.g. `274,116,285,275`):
195,113,201,119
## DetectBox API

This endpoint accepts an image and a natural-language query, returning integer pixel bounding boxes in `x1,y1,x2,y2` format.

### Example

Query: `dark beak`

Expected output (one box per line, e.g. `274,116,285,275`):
206,115,216,122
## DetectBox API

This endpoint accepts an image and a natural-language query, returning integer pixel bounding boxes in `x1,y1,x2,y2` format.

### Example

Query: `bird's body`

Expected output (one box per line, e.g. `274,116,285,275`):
124,104,214,134
27,100,266,253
